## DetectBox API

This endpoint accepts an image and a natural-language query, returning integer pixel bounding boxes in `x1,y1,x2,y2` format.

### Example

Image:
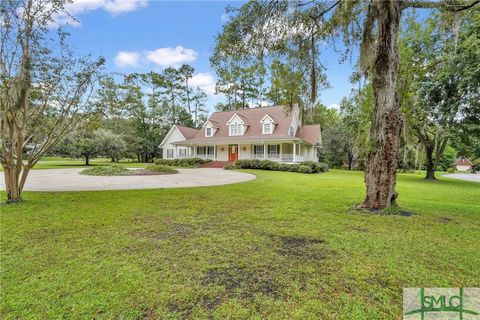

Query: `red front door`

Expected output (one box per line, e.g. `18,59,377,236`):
228,145,238,161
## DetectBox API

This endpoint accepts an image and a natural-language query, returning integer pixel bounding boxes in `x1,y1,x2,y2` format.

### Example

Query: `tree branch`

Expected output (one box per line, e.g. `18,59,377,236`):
405,0,480,12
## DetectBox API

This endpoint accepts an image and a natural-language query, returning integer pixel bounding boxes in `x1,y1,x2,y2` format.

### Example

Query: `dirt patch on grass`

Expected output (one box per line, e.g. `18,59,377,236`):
437,216,459,224
202,266,283,300
269,234,328,260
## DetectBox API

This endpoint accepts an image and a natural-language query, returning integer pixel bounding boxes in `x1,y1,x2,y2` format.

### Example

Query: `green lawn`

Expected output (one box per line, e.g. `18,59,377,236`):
24,157,151,170
1,170,479,319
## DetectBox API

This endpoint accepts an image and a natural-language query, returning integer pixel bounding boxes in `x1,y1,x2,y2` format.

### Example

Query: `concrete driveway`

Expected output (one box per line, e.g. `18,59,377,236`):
0,168,256,192
443,173,480,183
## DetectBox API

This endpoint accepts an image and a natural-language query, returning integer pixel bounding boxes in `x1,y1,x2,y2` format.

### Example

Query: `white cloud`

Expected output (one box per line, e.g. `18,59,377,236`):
53,0,147,27
190,73,216,96
114,51,142,68
145,46,198,68
68,0,147,15
113,46,199,69
327,103,340,110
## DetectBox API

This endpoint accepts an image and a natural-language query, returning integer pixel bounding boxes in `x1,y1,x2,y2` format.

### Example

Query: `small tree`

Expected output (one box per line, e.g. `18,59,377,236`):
0,0,104,202
95,129,126,162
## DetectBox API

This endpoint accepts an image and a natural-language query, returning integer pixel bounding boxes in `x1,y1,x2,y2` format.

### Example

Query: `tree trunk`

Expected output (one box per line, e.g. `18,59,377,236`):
425,145,436,180
85,155,90,166
348,154,354,170
360,1,403,210
3,166,22,203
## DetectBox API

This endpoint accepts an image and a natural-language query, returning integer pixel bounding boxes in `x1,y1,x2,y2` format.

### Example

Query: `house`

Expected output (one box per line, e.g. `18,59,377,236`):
454,157,473,171
160,105,322,163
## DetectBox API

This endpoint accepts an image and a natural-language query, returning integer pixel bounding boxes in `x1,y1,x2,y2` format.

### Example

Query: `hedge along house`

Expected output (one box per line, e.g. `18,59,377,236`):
160,105,322,163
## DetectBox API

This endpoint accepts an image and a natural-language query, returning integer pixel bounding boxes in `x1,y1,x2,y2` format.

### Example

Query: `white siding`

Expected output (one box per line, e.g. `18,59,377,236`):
216,145,228,161
162,127,186,159
456,165,471,171
239,144,251,159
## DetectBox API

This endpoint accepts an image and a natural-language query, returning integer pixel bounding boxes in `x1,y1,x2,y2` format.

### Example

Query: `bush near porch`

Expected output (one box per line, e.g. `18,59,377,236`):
231,159,329,173
155,158,212,168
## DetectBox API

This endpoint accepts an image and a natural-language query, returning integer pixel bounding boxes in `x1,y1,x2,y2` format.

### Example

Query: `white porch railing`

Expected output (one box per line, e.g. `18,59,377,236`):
195,154,215,160
245,153,304,163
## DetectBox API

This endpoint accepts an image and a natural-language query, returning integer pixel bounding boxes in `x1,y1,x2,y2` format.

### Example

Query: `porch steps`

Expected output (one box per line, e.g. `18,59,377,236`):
199,161,234,169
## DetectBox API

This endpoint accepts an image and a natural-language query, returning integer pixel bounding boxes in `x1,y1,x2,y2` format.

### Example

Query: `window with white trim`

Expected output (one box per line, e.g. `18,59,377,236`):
197,146,206,155
229,123,242,136
207,146,215,155
205,127,213,137
179,148,186,157
268,145,279,156
263,123,272,134
166,149,173,158
254,145,264,155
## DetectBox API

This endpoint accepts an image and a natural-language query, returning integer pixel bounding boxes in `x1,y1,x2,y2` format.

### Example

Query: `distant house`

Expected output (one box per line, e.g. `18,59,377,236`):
454,157,473,171
160,105,322,163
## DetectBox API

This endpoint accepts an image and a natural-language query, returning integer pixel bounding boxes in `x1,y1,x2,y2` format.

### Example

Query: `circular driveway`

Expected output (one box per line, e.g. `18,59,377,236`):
442,173,480,183
0,168,256,192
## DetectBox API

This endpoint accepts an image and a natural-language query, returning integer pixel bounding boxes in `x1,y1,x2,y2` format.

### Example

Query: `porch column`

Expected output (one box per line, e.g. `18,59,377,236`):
193,146,197,157
213,145,216,161
280,143,283,162
263,144,267,160
293,143,296,163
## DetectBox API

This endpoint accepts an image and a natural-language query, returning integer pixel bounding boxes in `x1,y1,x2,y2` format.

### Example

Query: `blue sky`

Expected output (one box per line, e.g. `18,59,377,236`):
61,0,357,112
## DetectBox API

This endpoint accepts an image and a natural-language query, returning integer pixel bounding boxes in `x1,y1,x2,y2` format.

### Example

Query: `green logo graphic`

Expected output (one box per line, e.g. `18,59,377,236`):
403,288,480,320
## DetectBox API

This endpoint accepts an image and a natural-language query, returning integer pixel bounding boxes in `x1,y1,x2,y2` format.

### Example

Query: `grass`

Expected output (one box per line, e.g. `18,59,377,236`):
0,157,152,171
1,170,479,319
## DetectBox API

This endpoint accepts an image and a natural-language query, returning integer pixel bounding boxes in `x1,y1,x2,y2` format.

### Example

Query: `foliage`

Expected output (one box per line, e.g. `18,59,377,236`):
233,159,327,174
95,65,209,162
447,168,455,173
211,1,330,111
80,165,131,176
0,0,104,202
400,11,480,179
145,165,179,174
52,129,127,165
155,158,212,168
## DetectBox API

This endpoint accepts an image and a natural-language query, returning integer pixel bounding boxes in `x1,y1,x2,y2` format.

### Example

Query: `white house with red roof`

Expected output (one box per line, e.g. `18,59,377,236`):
454,157,474,171
160,105,322,163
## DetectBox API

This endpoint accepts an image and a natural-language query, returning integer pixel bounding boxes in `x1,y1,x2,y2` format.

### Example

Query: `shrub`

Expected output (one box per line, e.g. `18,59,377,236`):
277,163,291,171
232,159,326,174
297,165,313,174
447,168,455,173
145,165,178,174
300,161,318,172
317,162,329,172
81,165,130,176
155,158,212,167
287,164,300,172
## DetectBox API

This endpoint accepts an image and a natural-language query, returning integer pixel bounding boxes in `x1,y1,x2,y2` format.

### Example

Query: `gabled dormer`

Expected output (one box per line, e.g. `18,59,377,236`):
226,113,248,136
260,114,277,134
203,120,218,137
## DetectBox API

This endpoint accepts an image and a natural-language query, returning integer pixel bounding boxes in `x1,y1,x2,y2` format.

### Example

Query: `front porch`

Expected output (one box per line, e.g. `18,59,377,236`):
174,142,317,163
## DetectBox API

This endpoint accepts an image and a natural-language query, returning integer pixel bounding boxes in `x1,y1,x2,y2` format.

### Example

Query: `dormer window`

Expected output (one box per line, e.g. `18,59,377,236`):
230,123,242,136
227,114,247,136
260,114,277,135
263,123,272,134
203,120,217,137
